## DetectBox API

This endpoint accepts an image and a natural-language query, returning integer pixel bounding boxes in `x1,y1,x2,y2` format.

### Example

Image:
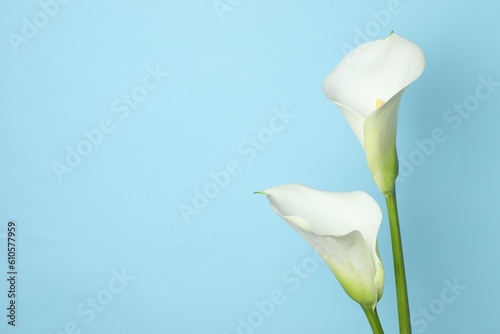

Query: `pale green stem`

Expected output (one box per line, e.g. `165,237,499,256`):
385,189,411,333
362,306,384,334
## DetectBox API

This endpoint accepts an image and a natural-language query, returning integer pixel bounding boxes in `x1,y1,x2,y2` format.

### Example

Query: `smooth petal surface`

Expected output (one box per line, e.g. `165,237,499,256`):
364,89,405,194
260,184,384,308
322,33,425,119
322,33,425,193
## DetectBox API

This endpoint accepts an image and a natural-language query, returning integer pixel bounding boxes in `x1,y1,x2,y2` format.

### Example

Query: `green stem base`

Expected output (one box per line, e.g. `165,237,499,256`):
362,306,384,334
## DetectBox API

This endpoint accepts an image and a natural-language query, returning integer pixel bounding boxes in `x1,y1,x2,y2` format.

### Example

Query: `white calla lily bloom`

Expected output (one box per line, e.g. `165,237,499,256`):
259,184,384,309
322,33,425,194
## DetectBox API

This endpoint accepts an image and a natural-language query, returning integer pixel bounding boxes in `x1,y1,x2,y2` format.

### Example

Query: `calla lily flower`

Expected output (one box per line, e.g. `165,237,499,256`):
258,184,384,309
322,33,425,195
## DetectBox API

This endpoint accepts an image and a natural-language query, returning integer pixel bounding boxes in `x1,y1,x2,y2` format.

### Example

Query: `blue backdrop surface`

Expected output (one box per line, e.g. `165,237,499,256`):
1,1,499,333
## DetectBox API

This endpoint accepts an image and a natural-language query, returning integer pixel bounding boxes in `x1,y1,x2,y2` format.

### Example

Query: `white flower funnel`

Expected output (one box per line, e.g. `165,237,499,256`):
322,33,425,194
258,184,384,309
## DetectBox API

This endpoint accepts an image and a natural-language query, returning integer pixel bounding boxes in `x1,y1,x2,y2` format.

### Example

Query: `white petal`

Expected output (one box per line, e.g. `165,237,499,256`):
298,228,380,306
322,33,425,193
261,184,384,306
263,184,381,252
364,89,405,194
322,33,425,117
330,103,367,148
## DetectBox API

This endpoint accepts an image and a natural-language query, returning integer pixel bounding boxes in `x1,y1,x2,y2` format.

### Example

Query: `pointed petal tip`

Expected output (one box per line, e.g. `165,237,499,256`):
254,191,267,195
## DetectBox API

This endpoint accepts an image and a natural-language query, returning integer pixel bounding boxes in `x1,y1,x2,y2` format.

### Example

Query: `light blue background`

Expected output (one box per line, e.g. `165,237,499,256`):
1,1,499,333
